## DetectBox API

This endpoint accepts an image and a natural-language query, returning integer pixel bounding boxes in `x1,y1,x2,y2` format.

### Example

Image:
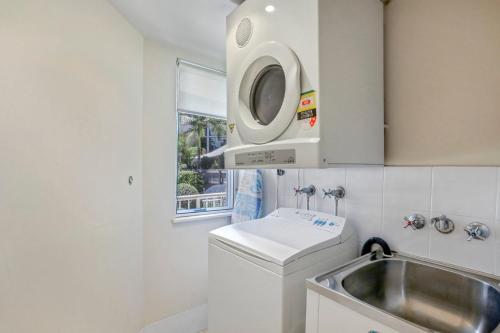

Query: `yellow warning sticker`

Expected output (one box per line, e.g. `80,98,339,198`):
297,90,317,121
228,123,235,134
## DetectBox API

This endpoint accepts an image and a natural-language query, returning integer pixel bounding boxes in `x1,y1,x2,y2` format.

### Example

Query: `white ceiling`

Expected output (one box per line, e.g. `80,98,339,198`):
109,0,238,59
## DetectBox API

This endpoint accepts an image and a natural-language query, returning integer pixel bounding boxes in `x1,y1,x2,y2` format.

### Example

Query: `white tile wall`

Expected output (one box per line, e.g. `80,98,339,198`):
263,167,500,276
274,169,297,210
496,242,500,276
345,168,384,246
429,214,495,273
303,168,346,216
261,169,277,214
497,168,500,219
382,167,432,257
432,167,497,220
496,169,500,275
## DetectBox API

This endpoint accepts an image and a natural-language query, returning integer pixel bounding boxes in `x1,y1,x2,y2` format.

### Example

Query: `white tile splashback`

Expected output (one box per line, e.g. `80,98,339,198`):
432,167,497,220
304,168,346,216
429,213,495,273
496,230,500,276
383,167,432,211
497,168,500,220
496,168,500,275
277,169,301,210
382,167,432,257
345,168,384,247
262,167,500,276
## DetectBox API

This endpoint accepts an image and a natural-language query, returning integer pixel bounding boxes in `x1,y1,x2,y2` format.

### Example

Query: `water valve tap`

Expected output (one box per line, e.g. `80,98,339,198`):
293,185,316,210
322,186,345,217
464,222,490,241
402,214,426,230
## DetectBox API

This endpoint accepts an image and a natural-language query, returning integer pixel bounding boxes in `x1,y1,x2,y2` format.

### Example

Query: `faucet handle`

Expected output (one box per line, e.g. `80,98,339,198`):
302,185,316,197
294,185,316,197
293,187,301,196
403,214,426,230
464,222,489,241
322,186,345,200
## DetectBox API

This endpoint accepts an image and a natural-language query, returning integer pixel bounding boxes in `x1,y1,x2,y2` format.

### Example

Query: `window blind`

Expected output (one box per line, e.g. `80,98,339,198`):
177,60,227,119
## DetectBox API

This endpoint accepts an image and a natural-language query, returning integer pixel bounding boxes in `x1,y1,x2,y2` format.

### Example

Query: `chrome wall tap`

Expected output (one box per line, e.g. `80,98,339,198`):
294,185,316,210
403,214,426,230
322,186,346,216
464,222,490,241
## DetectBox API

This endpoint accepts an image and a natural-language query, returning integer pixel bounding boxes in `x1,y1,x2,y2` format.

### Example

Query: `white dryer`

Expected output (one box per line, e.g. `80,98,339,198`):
225,0,384,169
208,208,358,333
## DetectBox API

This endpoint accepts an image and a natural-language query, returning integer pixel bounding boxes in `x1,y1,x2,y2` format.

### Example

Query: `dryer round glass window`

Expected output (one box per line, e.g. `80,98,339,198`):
249,65,286,126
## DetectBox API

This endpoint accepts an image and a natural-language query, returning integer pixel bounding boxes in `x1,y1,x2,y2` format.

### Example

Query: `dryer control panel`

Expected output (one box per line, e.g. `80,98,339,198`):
235,149,296,166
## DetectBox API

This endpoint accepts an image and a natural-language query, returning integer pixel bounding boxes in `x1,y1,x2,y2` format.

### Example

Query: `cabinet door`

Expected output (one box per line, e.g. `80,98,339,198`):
305,290,320,333
317,296,399,333
385,0,500,166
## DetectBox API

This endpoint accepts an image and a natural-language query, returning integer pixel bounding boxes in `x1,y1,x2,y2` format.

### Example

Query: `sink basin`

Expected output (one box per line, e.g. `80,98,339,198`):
309,253,500,333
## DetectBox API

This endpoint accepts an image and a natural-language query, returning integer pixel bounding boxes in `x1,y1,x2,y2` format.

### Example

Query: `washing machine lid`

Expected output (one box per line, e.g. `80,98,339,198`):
209,208,353,267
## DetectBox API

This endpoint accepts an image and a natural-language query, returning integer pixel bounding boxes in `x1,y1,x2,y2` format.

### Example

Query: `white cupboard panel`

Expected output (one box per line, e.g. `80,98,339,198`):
316,295,399,333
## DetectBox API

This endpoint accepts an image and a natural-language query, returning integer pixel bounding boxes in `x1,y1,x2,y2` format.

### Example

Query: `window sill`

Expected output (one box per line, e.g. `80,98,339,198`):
172,211,233,224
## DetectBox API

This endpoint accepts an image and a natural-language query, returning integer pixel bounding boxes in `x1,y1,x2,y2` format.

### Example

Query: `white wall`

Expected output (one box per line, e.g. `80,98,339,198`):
263,167,500,276
143,39,229,326
0,1,144,332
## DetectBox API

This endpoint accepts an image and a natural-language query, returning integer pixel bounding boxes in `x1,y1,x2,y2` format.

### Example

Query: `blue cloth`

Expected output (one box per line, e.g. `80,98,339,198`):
231,170,263,223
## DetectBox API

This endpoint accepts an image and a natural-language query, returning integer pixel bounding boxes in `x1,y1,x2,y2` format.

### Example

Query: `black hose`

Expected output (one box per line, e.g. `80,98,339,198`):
361,237,392,256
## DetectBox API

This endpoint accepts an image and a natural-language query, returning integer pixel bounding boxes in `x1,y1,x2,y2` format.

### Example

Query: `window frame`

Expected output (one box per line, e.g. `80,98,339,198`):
175,58,234,218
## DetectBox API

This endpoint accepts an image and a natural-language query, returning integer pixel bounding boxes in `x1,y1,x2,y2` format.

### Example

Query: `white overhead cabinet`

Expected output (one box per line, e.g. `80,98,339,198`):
384,0,500,166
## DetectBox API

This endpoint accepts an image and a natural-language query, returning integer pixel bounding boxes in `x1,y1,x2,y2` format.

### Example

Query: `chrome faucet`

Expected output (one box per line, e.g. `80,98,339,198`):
322,186,345,216
294,185,316,210
464,222,490,241
403,214,426,230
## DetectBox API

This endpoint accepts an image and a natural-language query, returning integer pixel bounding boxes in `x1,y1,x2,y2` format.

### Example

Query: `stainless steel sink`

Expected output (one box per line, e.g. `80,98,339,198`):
308,252,500,333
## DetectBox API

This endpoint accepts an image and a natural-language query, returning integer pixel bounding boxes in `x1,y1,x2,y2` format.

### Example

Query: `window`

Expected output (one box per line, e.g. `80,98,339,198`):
176,59,233,216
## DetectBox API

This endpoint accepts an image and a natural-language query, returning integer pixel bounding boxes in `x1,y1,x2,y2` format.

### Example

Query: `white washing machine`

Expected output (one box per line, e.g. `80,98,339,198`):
225,0,384,169
208,208,358,333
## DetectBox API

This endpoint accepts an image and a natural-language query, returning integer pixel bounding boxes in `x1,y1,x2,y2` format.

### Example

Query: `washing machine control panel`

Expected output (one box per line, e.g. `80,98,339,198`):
311,218,344,233
278,209,345,233
269,208,346,233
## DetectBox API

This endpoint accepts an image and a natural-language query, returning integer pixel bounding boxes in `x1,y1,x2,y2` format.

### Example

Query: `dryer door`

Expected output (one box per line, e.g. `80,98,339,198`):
235,41,301,144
